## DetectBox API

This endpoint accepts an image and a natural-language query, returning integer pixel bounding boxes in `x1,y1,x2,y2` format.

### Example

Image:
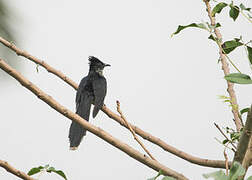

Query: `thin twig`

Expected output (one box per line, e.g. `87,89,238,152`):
0,160,35,180
0,36,231,169
214,137,234,152
223,148,229,176
203,0,243,132
0,58,188,180
214,122,237,150
116,100,156,161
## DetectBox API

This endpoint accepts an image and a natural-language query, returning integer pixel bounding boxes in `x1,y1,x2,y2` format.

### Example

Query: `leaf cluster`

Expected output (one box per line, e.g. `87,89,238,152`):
203,161,252,180
212,2,251,21
27,164,67,180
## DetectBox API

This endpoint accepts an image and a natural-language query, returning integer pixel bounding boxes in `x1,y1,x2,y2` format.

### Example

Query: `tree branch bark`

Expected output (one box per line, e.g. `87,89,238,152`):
0,36,230,169
116,100,156,161
0,160,35,180
103,105,231,168
0,58,189,180
203,0,243,132
234,105,252,165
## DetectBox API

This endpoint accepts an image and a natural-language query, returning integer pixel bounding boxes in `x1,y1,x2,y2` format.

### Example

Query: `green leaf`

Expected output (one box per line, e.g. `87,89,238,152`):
222,40,243,54
208,34,216,41
47,166,56,173
239,4,251,11
36,64,39,73
225,73,252,84
148,170,163,180
54,170,67,180
203,170,228,180
228,161,245,180
216,23,221,28
162,176,176,180
45,166,67,180
212,3,228,17
229,5,240,21
240,108,250,115
247,46,252,64
230,132,240,141
222,139,229,144
27,167,43,176
172,23,208,36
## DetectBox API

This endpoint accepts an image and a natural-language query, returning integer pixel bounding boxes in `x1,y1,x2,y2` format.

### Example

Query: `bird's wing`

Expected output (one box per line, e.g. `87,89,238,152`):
75,76,93,120
69,77,93,148
75,77,87,110
92,77,107,118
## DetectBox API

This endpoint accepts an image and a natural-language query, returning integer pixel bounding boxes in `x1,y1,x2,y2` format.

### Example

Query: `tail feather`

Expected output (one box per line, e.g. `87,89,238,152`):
68,92,92,149
69,121,86,149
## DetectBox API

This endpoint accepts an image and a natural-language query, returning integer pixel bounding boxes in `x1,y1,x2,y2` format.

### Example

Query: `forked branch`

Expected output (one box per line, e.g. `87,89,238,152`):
0,58,189,180
0,36,230,169
116,100,156,160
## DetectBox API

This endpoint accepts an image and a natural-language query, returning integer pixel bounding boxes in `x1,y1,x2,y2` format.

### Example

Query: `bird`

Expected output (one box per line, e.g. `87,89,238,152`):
68,56,110,150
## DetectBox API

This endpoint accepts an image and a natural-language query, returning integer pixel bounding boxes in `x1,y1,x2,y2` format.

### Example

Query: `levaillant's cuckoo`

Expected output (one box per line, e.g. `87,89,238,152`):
69,56,110,150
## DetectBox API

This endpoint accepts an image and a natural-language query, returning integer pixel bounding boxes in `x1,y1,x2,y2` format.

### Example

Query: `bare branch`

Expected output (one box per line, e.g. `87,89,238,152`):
0,36,77,90
104,105,231,169
0,36,230,169
0,160,35,180
116,100,156,160
203,0,243,132
0,58,189,180
214,122,237,151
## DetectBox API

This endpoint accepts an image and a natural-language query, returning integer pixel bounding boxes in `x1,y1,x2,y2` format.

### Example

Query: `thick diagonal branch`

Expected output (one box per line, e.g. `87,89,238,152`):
203,0,242,132
104,105,231,168
0,58,188,180
234,105,252,164
0,160,35,180
0,36,230,169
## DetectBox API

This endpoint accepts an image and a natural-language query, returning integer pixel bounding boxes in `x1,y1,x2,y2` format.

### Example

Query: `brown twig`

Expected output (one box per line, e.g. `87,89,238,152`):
104,105,231,168
0,36,230,169
214,122,237,151
223,149,229,175
0,58,189,180
0,160,35,180
203,0,243,132
116,100,156,161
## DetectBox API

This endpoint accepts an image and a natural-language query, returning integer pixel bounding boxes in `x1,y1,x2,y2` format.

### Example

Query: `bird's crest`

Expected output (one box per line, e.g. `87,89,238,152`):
88,56,104,66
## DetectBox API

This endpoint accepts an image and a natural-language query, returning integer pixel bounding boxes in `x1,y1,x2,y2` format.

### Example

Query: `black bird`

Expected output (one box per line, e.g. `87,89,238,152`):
69,56,110,150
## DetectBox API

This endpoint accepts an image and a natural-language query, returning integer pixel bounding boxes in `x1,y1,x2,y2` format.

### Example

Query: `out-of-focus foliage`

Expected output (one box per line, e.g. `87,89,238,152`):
0,0,15,41
0,0,22,82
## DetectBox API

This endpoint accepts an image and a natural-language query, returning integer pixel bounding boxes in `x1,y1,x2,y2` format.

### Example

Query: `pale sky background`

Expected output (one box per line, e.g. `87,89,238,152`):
0,0,252,179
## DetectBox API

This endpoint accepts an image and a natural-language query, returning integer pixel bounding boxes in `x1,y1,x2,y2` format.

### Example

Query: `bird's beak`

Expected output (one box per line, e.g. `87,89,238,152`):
105,64,111,67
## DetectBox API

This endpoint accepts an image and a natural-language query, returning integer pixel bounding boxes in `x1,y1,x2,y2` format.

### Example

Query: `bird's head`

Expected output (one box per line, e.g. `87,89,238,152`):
88,56,110,76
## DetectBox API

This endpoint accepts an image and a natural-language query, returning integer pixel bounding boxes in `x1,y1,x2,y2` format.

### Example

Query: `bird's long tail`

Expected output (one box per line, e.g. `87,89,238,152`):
69,121,86,150
68,94,92,150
